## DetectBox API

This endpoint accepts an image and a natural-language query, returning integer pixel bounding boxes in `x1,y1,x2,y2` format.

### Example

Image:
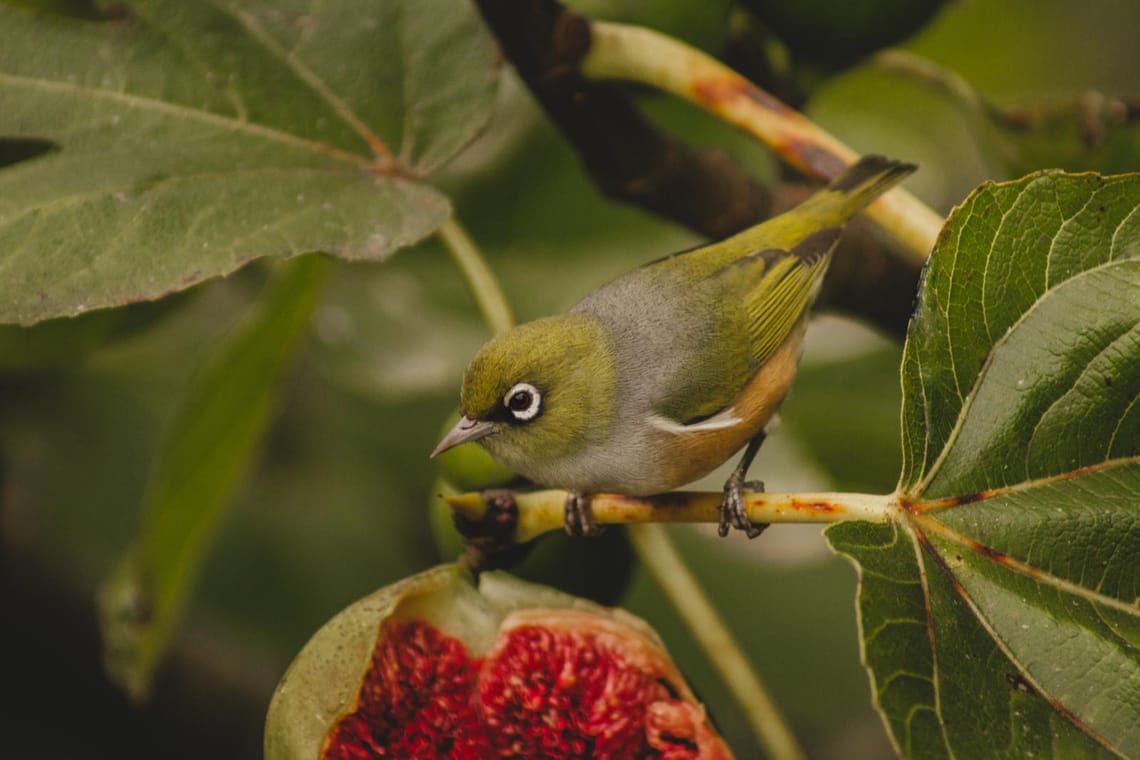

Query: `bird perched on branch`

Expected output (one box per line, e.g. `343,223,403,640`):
433,155,916,537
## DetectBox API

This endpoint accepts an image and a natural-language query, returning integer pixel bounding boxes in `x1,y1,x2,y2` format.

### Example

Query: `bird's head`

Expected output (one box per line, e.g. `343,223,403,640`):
432,315,616,474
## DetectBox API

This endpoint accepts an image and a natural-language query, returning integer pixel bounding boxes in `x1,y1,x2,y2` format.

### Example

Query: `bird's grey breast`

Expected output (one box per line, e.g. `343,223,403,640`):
570,268,710,419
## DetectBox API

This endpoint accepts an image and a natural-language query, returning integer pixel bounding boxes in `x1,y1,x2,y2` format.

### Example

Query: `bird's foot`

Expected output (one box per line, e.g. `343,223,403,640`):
564,491,604,537
719,477,769,539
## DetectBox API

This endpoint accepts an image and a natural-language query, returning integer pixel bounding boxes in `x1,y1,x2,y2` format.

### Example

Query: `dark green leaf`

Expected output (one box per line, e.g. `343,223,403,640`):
828,171,1140,758
0,0,498,325
97,255,327,700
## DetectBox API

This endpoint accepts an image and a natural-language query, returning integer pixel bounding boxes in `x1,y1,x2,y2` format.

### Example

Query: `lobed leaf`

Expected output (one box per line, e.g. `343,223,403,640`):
0,0,499,324
828,171,1140,758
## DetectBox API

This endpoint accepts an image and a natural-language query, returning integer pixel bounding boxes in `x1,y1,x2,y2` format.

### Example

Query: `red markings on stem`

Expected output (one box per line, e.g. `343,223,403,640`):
789,499,839,513
690,78,796,118
965,539,1044,580
781,142,847,181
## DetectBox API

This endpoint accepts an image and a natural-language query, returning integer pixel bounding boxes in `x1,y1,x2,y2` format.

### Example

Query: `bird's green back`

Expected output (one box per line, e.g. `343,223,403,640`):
572,156,916,424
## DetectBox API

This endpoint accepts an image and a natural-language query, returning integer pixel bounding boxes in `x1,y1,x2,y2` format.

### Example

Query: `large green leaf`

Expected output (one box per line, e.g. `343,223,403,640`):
828,171,1140,758
0,0,498,325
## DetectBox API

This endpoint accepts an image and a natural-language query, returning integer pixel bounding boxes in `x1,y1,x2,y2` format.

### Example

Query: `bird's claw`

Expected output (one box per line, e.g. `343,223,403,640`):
719,477,769,539
564,491,605,537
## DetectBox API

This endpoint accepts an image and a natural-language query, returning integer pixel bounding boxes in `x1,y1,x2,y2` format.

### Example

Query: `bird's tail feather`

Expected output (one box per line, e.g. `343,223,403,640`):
798,155,917,227
718,155,916,259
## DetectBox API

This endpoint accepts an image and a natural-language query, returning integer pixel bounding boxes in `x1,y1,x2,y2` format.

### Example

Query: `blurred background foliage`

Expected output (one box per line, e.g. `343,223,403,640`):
1,0,1138,757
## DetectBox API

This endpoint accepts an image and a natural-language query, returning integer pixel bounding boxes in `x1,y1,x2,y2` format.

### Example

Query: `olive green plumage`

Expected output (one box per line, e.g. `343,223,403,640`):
435,155,916,532
460,315,616,463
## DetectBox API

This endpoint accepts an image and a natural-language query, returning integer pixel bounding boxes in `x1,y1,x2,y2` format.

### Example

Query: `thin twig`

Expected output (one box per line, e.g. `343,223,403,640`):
438,216,515,335
629,524,807,760
446,488,895,544
871,50,1140,160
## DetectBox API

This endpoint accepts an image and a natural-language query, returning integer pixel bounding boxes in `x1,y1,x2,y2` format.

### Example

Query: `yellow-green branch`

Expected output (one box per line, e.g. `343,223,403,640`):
447,488,894,544
581,21,943,263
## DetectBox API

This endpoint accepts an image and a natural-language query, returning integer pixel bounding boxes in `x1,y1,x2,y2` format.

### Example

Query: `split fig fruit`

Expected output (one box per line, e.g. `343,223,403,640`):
265,565,731,759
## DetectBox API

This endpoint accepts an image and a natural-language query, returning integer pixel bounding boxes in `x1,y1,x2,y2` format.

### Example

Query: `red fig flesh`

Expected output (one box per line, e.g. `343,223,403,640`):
266,566,731,759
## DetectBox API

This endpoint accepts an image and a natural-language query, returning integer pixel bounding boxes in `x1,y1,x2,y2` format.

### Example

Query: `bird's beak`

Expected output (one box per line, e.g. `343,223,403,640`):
430,416,496,458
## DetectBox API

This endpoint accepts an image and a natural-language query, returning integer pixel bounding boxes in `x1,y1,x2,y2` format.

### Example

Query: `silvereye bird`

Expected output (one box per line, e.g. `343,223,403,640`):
433,155,916,537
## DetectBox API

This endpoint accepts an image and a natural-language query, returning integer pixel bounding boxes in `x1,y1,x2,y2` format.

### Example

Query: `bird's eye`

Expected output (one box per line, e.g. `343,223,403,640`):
504,382,542,422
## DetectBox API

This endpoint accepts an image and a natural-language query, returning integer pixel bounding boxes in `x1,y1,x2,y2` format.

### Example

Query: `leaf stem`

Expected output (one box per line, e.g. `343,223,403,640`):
438,216,515,335
580,21,943,263
628,524,807,760
447,488,895,544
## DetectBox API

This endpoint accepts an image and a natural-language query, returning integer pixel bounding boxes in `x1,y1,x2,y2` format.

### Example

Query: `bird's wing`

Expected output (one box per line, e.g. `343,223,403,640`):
720,226,840,366
651,227,840,425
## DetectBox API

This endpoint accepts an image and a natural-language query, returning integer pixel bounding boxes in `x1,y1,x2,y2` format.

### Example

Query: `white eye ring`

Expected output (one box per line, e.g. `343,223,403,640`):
504,382,542,422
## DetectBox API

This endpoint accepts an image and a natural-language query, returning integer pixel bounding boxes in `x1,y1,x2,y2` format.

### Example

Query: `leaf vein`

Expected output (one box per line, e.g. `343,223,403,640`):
917,436,1140,517
0,72,370,168
127,1,251,121
979,198,1000,344
214,0,394,164
911,524,957,759
1043,177,1089,291
913,259,1139,495
1025,320,1139,474
1109,199,1140,261
877,668,935,693
0,166,362,233
864,617,928,645
397,0,417,165
916,525,1125,756
1106,385,1140,457
945,204,968,405
915,512,1140,617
